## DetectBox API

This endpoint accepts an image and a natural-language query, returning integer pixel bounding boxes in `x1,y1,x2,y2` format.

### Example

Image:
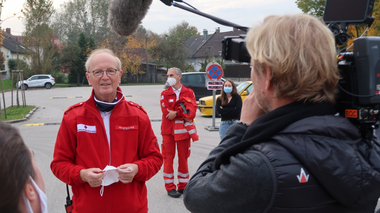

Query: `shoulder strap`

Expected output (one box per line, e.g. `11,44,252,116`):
65,184,73,212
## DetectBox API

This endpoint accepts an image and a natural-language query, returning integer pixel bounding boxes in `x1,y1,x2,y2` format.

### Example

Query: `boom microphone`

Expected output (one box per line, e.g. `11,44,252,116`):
108,0,153,36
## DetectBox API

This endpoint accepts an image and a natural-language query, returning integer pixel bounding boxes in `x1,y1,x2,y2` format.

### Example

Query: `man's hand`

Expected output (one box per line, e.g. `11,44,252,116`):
80,168,104,187
166,109,177,120
240,92,265,125
117,164,139,184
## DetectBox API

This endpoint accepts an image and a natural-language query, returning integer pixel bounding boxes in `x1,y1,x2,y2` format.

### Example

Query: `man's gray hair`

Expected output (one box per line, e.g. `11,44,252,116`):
169,67,182,76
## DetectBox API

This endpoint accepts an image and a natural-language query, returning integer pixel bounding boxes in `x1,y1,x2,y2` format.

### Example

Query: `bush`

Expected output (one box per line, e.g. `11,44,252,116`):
51,70,67,84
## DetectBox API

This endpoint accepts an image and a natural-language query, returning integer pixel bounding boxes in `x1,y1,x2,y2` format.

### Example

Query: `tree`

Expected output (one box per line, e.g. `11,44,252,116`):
51,0,111,45
23,0,57,75
296,0,380,48
149,21,199,71
0,52,4,70
296,0,326,19
99,26,158,83
66,32,95,85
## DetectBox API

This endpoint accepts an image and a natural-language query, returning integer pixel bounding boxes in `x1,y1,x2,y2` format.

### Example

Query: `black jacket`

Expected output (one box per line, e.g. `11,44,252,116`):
184,115,380,213
216,95,242,121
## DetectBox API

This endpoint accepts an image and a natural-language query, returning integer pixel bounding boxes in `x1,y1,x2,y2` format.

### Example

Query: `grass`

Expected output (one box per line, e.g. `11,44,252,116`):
1,105,35,121
0,79,13,91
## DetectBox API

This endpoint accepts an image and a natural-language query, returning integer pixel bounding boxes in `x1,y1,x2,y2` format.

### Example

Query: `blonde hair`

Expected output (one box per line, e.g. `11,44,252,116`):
246,14,340,104
85,48,122,71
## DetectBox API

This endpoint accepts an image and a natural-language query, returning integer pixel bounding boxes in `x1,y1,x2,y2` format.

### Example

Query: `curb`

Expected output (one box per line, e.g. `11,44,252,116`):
5,106,39,123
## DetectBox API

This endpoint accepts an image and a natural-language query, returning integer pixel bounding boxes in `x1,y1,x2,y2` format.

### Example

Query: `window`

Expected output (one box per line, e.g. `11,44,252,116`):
181,75,188,83
246,84,253,94
38,76,49,79
187,74,203,84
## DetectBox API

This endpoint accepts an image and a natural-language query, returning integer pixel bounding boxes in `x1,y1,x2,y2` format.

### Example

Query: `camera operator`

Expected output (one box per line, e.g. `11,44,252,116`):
183,13,380,213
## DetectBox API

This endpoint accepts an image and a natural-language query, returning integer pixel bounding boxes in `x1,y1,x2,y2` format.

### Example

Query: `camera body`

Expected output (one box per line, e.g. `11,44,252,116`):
222,0,380,129
337,37,380,126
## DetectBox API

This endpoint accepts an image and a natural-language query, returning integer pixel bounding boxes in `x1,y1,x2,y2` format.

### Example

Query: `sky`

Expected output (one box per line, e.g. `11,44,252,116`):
1,0,302,36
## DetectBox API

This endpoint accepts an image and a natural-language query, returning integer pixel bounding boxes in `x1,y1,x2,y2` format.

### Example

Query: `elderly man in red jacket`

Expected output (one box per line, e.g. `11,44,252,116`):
160,67,197,198
51,48,163,213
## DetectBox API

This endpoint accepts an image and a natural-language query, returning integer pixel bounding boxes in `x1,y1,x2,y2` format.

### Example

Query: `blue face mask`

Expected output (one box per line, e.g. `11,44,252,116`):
223,87,233,94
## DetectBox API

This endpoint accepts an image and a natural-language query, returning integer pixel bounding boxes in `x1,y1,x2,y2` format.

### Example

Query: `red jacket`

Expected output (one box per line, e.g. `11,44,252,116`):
160,85,196,135
173,97,199,142
51,88,163,213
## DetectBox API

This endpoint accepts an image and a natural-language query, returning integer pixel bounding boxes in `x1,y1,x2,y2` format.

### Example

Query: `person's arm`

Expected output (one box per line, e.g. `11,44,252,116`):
160,92,170,118
130,113,163,181
183,123,273,213
50,117,88,187
217,96,239,116
182,89,197,121
216,97,223,115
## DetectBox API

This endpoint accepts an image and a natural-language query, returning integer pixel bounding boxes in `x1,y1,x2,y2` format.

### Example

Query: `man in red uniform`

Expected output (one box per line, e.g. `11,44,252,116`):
51,48,163,213
160,67,197,198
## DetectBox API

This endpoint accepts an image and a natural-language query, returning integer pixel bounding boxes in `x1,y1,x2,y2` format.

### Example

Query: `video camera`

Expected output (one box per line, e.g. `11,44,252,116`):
325,0,380,131
223,0,380,132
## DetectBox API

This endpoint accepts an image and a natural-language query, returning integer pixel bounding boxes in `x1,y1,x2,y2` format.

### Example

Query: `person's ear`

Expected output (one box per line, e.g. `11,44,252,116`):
264,66,272,91
119,70,123,84
24,180,38,202
85,72,92,86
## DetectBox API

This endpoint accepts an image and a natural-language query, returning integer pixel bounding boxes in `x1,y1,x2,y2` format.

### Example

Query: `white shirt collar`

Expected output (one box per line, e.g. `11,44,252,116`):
171,86,182,101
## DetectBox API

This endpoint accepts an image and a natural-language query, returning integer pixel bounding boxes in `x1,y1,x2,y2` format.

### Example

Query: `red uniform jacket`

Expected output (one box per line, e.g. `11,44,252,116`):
160,85,196,136
51,88,163,213
174,97,199,142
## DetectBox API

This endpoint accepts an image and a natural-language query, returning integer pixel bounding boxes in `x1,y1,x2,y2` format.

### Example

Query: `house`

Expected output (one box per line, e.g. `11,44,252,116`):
185,27,251,80
1,28,27,73
185,28,246,70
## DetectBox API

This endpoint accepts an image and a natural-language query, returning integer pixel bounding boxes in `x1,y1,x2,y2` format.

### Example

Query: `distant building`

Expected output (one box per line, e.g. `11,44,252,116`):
185,27,245,71
1,28,27,72
185,27,250,80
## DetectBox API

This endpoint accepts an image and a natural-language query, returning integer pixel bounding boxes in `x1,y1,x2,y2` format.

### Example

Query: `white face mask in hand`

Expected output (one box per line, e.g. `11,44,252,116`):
100,165,120,196
23,177,48,213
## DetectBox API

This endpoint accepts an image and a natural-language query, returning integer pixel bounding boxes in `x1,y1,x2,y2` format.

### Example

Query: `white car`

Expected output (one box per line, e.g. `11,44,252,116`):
16,74,56,90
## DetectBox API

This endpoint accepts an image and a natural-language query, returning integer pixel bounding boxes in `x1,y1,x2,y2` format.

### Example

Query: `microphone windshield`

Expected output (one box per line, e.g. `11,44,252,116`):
108,0,153,36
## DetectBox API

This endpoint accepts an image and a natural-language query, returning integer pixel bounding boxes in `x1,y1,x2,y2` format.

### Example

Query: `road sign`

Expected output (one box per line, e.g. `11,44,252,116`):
206,62,223,81
207,80,223,90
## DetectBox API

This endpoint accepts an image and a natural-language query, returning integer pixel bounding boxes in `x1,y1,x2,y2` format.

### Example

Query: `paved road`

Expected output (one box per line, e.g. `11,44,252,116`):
3,86,380,212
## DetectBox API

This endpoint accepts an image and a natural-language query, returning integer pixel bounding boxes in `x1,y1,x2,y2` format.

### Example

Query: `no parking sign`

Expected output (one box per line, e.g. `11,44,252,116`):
206,62,223,81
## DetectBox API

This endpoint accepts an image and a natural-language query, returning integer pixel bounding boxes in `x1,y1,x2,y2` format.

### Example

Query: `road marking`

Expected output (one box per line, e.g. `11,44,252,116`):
23,123,45,126
50,96,85,99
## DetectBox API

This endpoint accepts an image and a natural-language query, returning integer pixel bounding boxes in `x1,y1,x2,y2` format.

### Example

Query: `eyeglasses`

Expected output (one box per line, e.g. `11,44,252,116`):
89,69,119,78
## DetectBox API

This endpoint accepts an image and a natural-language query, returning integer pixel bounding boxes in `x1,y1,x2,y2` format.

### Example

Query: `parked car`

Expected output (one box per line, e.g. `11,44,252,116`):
197,81,252,116
163,72,225,100
16,74,56,90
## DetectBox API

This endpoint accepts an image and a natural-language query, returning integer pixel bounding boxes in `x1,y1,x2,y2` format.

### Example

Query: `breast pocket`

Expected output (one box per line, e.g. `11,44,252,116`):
112,116,139,158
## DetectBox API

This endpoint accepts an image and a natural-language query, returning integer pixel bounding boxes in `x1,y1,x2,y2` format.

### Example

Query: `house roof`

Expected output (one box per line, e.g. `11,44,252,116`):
2,31,25,54
186,28,246,59
185,34,213,58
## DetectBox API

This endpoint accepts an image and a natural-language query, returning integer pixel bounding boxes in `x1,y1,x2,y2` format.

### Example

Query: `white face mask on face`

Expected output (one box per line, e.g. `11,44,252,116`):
167,77,177,86
23,177,48,213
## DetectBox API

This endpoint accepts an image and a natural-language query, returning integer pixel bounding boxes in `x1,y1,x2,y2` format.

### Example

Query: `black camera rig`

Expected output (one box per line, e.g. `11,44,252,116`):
324,0,380,136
